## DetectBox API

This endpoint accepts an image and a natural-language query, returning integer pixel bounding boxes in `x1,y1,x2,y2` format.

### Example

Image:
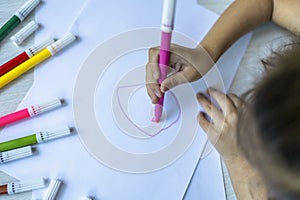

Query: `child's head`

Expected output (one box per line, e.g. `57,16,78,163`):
237,44,300,199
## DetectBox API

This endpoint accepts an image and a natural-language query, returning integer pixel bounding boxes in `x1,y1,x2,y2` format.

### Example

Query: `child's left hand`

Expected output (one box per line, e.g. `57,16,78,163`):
196,88,246,163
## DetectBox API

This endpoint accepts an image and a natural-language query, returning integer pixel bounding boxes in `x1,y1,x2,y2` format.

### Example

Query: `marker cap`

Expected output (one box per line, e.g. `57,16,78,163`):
161,0,176,32
10,21,39,46
42,179,62,200
15,0,41,21
28,98,63,117
25,37,55,57
36,127,71,143
47,33,76,55
7,178,46,195
0,146,33,164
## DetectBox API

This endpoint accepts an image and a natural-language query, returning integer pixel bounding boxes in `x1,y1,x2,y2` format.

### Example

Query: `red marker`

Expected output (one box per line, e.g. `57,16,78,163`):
0,98,63,128
0,38,54,76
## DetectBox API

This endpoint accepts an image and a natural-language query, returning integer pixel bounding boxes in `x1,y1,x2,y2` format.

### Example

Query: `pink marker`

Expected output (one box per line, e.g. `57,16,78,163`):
152,0,177,122
0,98,62,128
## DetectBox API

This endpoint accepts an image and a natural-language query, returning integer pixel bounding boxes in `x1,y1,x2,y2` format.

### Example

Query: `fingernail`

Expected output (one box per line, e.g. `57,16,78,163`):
152,97,158,104
196,93,203,98
161,86,168,93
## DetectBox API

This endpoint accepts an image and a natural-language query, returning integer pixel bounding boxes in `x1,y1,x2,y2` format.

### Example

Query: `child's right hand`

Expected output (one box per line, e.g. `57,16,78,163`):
146,44,214,104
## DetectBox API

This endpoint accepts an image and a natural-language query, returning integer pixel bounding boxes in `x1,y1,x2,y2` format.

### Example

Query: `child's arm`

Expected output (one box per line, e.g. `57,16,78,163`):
146,0,300,102
201,0,300,62
272,0,300,36
200,0,273,62
146,0,274,102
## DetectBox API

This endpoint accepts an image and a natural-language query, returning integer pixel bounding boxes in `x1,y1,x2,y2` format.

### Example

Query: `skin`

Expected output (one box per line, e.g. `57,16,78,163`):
196,88,268,200
146,0,300,199
146,44,214,103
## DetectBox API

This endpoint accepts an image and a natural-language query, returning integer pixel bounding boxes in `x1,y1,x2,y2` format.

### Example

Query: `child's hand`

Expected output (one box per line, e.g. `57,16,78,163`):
197,88,269,199
196,88,246,163
146,44,214,104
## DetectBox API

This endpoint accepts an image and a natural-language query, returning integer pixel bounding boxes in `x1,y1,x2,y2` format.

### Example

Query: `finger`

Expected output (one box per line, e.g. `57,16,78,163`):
197,112,221,144
207,88,235,115
197,111,210,132
146,47,164,102
146,65,162,104
161,64,199,92
160,71,188,92
227,93,244,108
146,62,160,82
196,93,224,125
147,47,160,80
148,47,160,63
146,86,159,104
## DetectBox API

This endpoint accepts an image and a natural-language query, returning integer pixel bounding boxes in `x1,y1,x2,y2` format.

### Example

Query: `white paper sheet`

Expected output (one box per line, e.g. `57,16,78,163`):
0,0,251,199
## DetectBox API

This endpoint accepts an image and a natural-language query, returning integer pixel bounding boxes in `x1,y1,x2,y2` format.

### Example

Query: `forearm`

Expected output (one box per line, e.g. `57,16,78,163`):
224,157,268,200
199,0,273,62
272,0,300,36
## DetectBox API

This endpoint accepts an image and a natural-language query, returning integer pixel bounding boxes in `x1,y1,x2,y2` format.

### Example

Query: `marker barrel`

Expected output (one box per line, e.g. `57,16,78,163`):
0,108,30,128
153,32,172,122
0,0,41,42
0,33,75,88
0,16,21,42
0,52,29,76
0,48,52,88
0,37,54,77
0,134,37,152
0,127,71,152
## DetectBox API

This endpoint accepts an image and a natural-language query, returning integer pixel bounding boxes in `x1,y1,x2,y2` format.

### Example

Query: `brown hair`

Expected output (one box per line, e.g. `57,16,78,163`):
237,44,300,199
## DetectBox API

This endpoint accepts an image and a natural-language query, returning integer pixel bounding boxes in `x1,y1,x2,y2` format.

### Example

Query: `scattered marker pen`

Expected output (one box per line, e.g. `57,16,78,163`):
152,0,176,122
0,33,76,89
0,146,33,164
0,0,41,42
42,179,62,200
0,98,63,128
0,126,72,152
0,37,55,76
0,178,46,195
10,20,39,45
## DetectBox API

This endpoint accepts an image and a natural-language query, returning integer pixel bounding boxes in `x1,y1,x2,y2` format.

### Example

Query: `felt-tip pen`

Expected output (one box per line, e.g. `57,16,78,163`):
0,178,46,195
0,126,72,152
0,33,76,89
0,146,33,164
0,98,63,128
152,0,177,122
0,0,41,42
0,37,54,76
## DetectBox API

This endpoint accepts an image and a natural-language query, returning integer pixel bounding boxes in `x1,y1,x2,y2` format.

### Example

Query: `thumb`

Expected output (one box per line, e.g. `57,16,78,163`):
160,71,188,92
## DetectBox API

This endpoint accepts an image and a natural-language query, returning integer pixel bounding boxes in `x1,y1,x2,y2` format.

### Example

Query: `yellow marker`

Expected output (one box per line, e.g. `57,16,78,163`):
0,33,76,89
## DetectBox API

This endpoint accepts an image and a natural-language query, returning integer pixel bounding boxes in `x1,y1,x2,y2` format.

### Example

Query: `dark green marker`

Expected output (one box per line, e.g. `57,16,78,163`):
0,0,41,42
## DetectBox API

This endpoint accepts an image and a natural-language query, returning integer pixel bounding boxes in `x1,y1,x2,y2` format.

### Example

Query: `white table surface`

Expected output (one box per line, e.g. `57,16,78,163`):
0,0,292,199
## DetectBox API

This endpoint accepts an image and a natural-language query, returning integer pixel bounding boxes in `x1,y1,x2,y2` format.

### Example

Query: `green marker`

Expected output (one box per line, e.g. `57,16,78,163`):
0,0,41,42
0,127,72,152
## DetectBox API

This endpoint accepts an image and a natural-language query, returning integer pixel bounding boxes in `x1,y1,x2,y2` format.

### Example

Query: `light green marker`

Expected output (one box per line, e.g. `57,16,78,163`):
0,127,72,152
